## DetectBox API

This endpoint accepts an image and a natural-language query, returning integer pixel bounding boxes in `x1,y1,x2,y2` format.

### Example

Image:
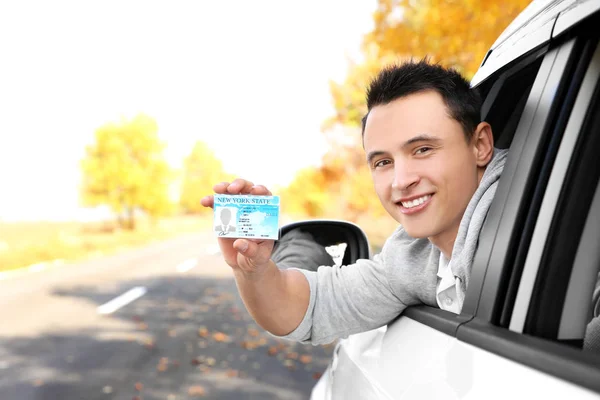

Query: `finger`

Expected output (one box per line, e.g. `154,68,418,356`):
240,180,256,194
233,239,252,255
200,195,214,208
233,239,267,259
249,184,272,196
213,182,230,193
234,239,274,266
227,179,254,194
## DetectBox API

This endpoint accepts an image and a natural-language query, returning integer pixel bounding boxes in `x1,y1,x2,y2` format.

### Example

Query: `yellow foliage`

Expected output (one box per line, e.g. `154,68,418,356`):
280,167,331,217
80,114,173,228
368,0,531,78
179,141,234,214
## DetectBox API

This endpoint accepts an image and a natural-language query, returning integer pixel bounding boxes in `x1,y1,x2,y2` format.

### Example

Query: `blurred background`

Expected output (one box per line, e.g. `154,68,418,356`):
0,1,530,399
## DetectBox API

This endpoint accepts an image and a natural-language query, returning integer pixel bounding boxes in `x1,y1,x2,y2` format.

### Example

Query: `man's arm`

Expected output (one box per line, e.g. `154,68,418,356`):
236,229,334,335
233,261,310,336
200,179,325,337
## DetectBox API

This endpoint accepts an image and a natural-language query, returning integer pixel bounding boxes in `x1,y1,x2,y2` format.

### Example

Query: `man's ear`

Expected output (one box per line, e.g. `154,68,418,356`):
472,122,494,167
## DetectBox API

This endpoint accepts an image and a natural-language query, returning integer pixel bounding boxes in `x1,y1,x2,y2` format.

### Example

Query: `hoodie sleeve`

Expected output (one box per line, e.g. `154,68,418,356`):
277,251,408,345
272,226,437,345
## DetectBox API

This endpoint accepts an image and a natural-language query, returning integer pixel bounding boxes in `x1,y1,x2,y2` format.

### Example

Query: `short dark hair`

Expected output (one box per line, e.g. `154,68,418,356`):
361,59,482,141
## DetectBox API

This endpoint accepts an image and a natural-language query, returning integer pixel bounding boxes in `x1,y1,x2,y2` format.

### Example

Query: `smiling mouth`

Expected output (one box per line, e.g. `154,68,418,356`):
395,194,433,215
399,194,432,209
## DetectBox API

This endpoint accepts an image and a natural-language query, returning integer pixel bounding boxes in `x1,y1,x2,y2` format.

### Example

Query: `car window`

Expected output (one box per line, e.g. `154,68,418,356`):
510,39,600,352
480,57,543,149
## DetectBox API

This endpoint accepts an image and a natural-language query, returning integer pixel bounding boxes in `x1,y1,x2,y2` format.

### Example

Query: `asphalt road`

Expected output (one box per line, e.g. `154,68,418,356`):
0,232,334,400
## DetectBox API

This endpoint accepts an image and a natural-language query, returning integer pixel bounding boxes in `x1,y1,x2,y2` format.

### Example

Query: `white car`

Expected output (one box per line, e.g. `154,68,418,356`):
282,0,600,398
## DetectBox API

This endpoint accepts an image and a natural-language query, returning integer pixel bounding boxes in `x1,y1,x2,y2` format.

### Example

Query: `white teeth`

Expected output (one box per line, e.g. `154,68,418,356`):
401,195,431,208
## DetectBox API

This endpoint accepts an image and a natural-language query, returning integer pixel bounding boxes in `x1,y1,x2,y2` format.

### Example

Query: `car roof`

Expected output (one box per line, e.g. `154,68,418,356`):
471,0,600,87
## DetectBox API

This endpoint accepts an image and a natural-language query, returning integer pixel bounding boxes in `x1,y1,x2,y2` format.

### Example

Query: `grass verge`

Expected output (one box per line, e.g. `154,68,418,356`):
0,215,212,272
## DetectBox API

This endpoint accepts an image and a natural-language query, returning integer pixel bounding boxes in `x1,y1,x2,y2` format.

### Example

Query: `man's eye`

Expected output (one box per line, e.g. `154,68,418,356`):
374,159,392,169
415,147,432,155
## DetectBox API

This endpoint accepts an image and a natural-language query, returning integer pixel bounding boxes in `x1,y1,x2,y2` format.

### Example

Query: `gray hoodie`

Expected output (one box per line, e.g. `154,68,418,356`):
277,148,509,345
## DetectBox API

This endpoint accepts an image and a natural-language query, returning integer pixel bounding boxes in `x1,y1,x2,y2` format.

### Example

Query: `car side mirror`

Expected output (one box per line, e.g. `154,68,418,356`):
278,219,372,266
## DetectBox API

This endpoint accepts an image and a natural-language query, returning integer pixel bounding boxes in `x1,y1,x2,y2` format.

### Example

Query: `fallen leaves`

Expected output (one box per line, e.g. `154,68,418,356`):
212,331,229,342
157,357,169,372
136,322,148,331
283,360,296,371
240,340,257,350
115,283,333,398
299,355,313,364
157,363,168,372
197,327,209,338
226,369,239,378
188,385,206,397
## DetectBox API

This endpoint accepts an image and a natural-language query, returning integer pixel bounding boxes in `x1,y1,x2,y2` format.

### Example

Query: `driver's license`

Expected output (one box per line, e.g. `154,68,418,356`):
212,194,280,240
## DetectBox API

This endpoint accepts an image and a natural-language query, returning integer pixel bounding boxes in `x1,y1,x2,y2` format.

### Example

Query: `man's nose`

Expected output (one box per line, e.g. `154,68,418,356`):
391,163,420,191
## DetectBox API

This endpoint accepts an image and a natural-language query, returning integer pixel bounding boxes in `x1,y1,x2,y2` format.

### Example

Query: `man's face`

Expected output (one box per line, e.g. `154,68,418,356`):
363,90,480,245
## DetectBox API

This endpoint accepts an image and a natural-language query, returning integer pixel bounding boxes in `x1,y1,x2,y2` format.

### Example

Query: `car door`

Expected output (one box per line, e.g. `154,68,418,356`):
312,10,600,400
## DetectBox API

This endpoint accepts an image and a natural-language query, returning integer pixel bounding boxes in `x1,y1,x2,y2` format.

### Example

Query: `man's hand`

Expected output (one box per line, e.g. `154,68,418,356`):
202,178,310,337
201,179,275,276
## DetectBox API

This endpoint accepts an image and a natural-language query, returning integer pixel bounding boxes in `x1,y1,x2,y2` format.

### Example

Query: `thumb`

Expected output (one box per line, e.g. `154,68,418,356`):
233,239,271,269
233,239,256,258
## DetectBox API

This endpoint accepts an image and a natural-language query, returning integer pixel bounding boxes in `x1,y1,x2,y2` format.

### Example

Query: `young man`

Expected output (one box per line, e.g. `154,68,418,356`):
201,60,508,345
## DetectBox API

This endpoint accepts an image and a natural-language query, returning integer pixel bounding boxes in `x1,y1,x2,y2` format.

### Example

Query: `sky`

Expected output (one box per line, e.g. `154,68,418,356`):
0,0,376,221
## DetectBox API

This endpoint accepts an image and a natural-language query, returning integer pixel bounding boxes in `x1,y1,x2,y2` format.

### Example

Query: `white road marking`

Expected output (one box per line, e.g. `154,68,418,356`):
97,286,147,315
176,258,197,273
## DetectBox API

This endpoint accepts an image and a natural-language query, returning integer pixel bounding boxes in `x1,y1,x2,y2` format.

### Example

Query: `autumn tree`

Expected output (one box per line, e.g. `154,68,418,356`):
80,114,173,229
368,0,532,78
280,167,332,217
179,141,234,214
